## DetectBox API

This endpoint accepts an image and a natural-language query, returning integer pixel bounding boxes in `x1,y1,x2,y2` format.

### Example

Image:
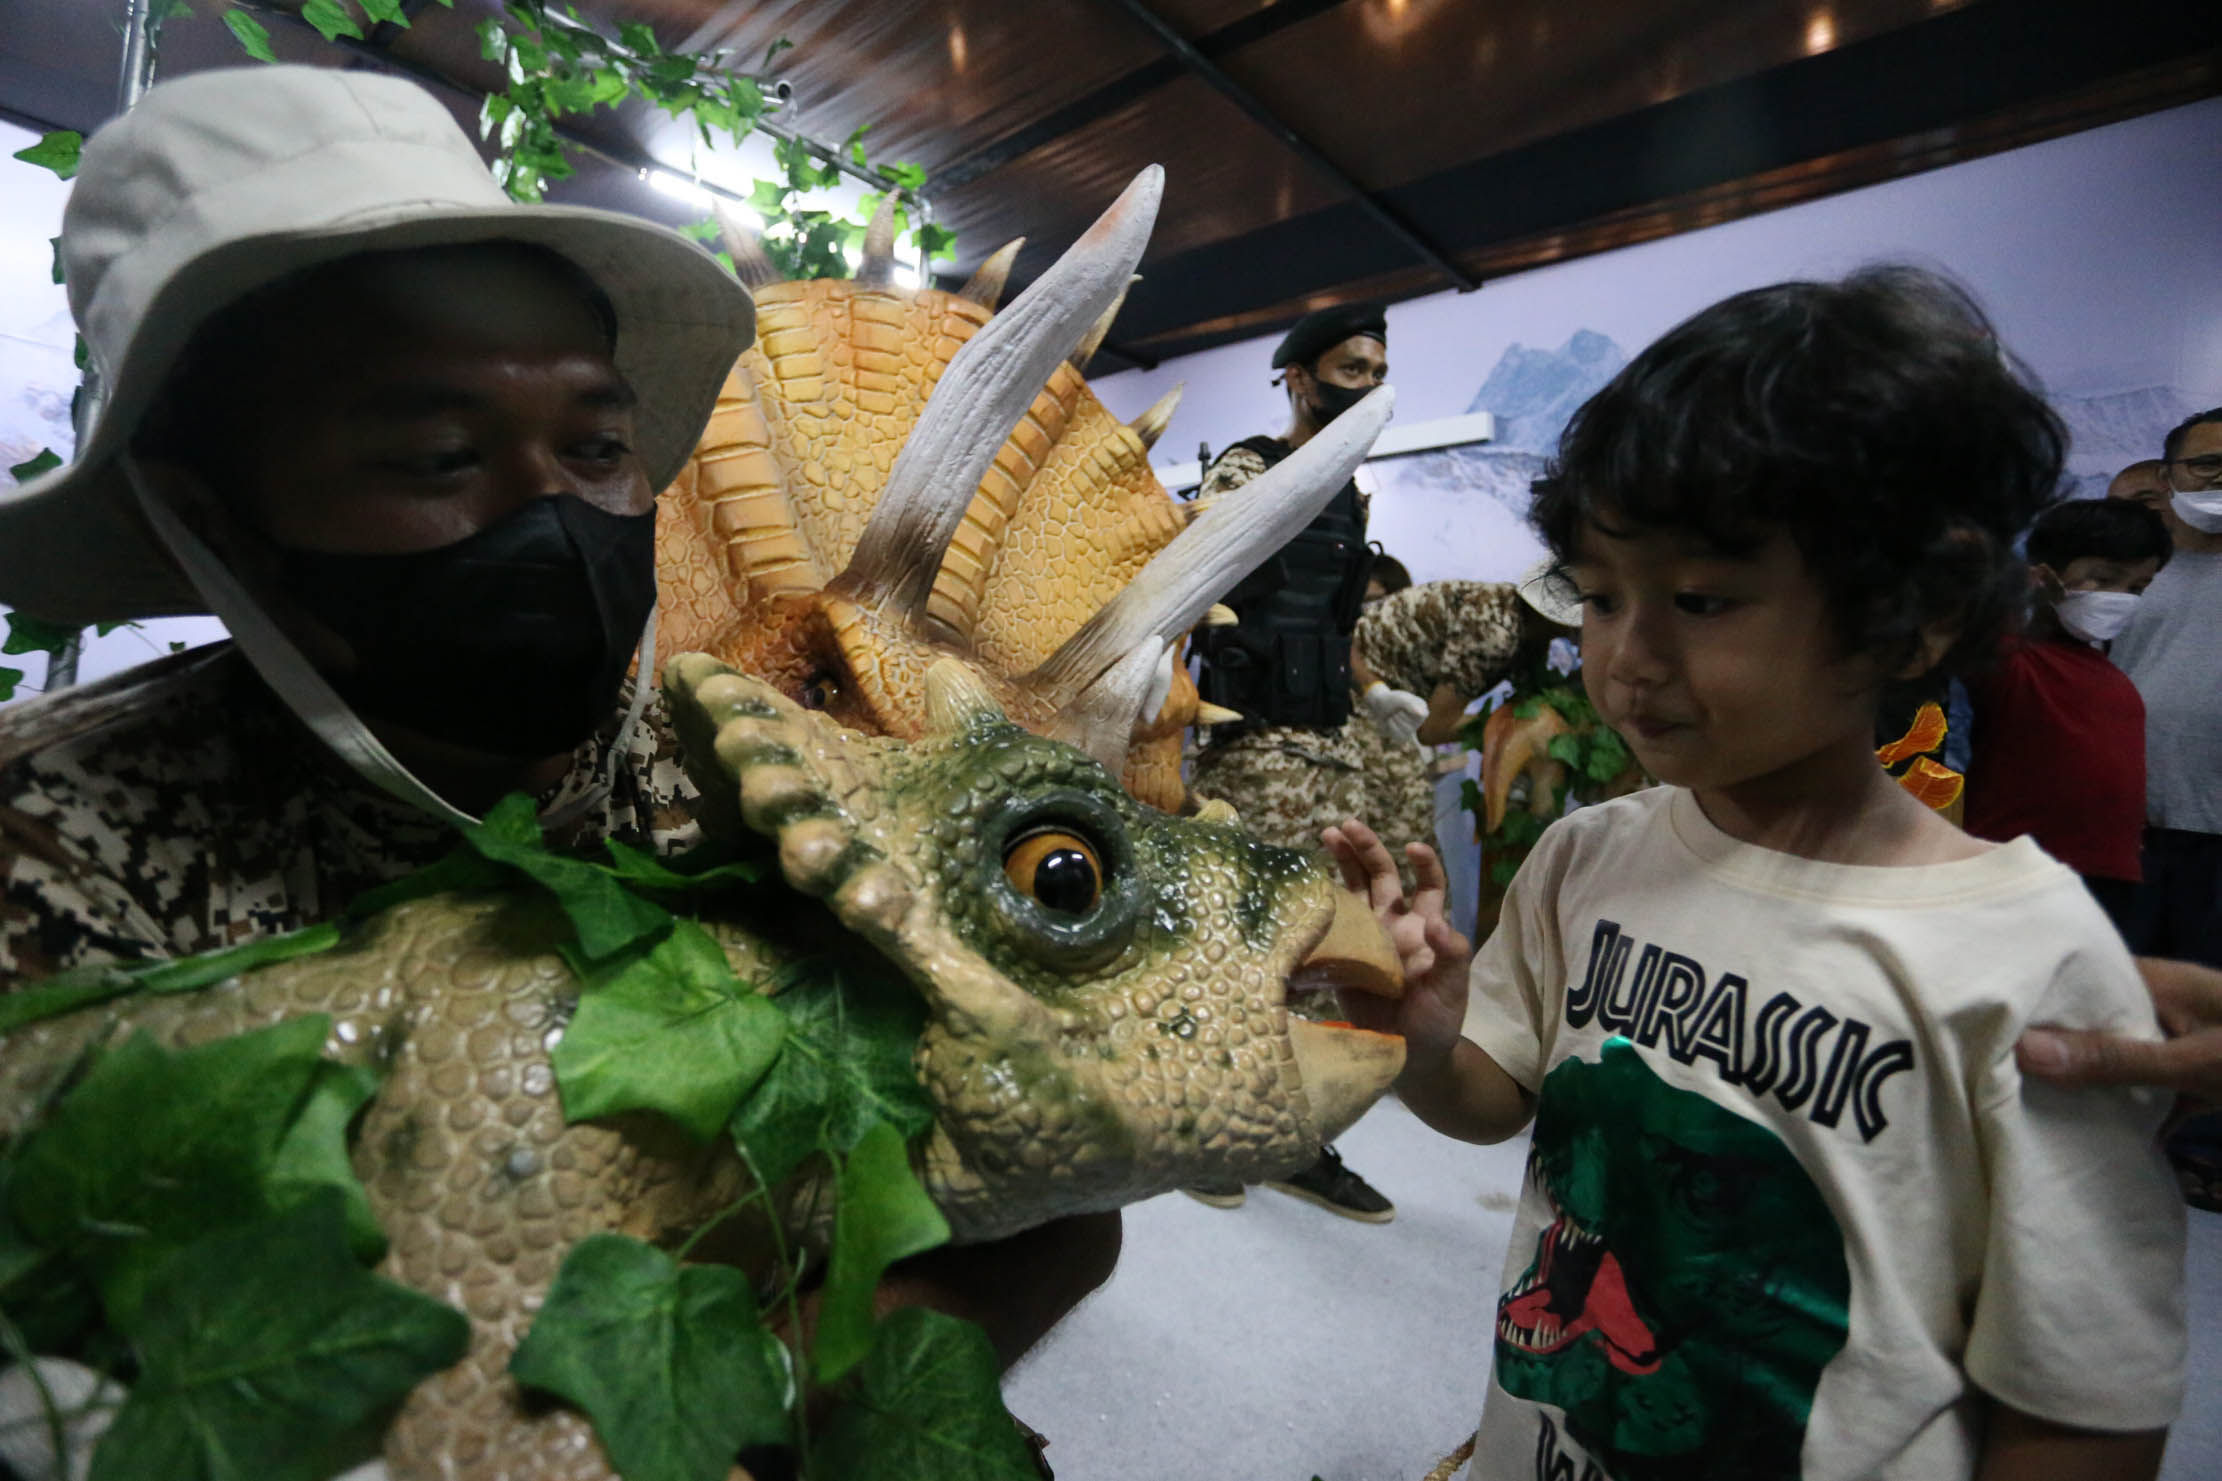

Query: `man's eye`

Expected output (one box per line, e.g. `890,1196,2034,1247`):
573,436,634,465
380,448,476,477
1579,590,1618,617
1674,592,1734,616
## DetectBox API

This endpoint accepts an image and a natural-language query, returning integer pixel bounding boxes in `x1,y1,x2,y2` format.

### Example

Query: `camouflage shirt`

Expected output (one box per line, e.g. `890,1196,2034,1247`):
0,645,699,981
1355,579,1526,700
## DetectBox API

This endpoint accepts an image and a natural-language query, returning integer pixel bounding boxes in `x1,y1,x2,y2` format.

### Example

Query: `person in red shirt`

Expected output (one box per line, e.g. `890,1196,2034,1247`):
1964,498,2172,935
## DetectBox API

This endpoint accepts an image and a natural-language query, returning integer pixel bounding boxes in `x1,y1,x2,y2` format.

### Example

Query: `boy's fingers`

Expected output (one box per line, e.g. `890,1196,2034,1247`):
2017,1026,2222,1098
1407,843,1450,910
1321,830,1371,894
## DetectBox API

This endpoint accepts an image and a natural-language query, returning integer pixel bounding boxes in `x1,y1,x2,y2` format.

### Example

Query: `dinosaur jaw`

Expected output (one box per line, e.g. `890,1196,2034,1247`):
1285,888,1406,1144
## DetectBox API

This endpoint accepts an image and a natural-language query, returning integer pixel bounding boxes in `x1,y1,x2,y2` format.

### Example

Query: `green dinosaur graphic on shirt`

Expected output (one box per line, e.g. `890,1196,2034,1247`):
1496,1038,1850,1480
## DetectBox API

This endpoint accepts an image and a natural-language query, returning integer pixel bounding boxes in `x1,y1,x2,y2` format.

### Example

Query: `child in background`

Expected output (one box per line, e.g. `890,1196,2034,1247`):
1328,268,2184,1481
1964,498,2171,938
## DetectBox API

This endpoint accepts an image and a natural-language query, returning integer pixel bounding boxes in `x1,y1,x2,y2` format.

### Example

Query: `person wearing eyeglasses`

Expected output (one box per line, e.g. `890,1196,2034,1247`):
2107,407,2222,969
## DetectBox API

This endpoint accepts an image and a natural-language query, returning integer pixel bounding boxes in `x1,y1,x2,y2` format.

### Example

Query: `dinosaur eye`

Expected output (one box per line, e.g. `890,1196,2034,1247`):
1003,829,1102,916
799,675,837,711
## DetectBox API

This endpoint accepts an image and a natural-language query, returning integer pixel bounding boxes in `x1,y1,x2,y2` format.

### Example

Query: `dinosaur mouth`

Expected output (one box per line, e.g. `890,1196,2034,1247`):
1282,889,1405,1143
1284,887,1404,1007
1498,1206,1663,1375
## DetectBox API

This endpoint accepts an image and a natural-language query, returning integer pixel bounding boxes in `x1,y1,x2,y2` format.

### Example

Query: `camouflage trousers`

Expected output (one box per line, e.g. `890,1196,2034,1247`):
1190,718,1437,1020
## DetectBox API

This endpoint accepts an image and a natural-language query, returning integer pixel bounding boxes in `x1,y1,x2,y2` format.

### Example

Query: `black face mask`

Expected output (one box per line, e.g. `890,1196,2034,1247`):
1307,378,1373,427
272,497,657,759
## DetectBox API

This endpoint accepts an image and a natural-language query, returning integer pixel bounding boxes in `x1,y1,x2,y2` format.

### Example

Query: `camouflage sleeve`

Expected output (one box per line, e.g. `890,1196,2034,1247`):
1356,580,1526,697
0,783,176,979
1197,445,1270,502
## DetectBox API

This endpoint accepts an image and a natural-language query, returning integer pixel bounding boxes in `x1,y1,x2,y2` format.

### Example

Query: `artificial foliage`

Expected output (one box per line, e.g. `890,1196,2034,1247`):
0,797,1026,1480
1458,657,1638,889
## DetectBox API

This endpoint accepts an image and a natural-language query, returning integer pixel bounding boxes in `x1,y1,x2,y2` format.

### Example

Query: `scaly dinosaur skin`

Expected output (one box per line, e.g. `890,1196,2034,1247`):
0,659,1402,1481
655,272,1200,812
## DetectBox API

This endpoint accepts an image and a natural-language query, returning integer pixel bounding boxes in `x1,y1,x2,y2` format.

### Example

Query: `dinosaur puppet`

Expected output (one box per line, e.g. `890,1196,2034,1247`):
0,172,1407,1481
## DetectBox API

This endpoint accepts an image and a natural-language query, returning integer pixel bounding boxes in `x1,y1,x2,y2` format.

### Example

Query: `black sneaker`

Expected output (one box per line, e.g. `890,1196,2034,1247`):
1265,1145,1394,1223
1181,1181,1245,1209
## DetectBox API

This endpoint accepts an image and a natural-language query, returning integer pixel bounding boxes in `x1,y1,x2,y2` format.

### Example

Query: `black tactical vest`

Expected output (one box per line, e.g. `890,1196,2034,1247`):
1192,436,1375,731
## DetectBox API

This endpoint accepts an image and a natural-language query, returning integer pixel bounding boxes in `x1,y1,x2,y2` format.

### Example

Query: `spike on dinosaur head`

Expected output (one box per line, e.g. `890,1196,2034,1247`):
831,167,1164,627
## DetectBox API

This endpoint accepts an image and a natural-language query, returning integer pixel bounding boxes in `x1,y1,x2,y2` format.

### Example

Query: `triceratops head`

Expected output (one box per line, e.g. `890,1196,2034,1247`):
667,652,1405,1241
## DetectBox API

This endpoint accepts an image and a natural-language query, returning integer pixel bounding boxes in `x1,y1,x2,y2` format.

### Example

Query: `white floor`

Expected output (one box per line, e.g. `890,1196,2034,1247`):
1006,1097,2222,1481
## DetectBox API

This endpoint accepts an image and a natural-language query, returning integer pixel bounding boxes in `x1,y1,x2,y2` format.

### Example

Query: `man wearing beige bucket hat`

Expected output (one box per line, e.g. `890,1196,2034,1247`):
0,64,1115,1395
0,63,758,973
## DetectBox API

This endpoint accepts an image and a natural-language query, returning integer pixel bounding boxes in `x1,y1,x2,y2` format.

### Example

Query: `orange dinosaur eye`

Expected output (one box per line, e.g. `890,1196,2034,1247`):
1003,829,1102,916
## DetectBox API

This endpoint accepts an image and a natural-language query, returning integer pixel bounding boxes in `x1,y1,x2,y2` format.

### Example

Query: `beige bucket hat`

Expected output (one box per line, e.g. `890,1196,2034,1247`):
0,64,756,627
1514,556,1584,628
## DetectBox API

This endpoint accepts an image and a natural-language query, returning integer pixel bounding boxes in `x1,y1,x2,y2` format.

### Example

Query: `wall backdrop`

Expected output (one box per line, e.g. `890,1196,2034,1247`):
1097,96,2222,586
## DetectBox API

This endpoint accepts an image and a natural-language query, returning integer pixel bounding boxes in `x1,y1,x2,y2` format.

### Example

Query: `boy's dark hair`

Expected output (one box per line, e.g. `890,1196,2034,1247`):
2025,497,2171,574
1532,266,2064,680
1369,551,1412,593
2163,406,2222,462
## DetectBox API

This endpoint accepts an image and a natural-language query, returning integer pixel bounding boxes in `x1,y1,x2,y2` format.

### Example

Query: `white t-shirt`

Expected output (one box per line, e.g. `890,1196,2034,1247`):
1459,786,2185,1481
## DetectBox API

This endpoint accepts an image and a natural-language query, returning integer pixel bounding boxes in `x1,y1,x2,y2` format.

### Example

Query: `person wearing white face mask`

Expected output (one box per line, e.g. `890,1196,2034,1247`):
1962,498,2170,938
2109,406,2222,971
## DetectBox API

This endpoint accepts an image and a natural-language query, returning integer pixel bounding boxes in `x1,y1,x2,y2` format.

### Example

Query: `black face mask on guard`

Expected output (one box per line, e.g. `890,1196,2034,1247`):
271,497,657,760
1308,378,1372,427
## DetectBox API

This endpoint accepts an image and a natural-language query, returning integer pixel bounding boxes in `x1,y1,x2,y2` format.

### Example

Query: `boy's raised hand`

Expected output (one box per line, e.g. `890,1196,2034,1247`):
1320,818,1474,1072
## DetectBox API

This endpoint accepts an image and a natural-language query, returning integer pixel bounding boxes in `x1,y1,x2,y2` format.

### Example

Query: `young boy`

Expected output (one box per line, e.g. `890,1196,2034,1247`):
1964,499,2172,938
1327,269,2185,1481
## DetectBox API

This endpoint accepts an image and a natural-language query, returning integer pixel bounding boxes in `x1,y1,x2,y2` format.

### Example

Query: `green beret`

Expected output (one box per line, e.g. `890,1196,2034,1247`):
1271,301,1387,370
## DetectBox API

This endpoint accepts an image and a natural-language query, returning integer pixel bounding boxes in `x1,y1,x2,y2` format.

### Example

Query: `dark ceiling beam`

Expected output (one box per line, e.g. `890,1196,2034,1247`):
931,0,1349,192
1098,0,1479,293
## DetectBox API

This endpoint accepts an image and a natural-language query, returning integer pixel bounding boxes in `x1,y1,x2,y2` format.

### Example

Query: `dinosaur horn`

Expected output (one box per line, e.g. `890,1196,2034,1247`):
960,238,1024,310
832,167,1164,624
713,202,783,289
855,193,900,289
1070,276,1136,370
924,659,1005,735
1046,638,1165,773
1129,383,1183,450
1024,386,1394,708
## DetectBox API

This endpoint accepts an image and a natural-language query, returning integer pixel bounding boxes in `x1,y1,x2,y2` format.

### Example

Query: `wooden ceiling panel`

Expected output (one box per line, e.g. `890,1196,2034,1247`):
604,0,1172,170
929,73,1348,270
1221,0,1950,190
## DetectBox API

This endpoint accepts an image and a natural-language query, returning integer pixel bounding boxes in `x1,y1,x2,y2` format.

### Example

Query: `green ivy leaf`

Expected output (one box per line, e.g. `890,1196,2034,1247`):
0,922,346,1035
300,0,364,42
359,0,410,24
510,1234,788,1481
552,921,787,1142
845,124,872,170
618,20,660,55
1545,734,1583,768
916,223,956,265
8,449,60,484
814,1308,1038,1480
463,794,672,958
12,130,81,180
267,1062,387,1262
222,7,279,62
49,235,63,283
0,666,21,702
478,16,508,62
760,37,793,69
678,218,722,243
748,179,789,215
813,1121,950,1383
882,161,929,193
600,837,762,894
730,960,932,1188
4,611,75,656
88,1194,468,1481
6,1017,334,1324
